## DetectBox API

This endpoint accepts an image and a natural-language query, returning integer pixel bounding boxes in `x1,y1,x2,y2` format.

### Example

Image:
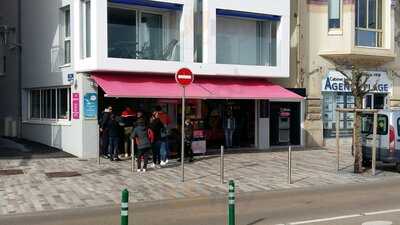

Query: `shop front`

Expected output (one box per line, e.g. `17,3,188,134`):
93,73,304,154
322,70,392,138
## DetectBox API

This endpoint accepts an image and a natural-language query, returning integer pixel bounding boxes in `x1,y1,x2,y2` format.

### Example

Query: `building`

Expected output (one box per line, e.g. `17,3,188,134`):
0,0,21,138
284,0,400,147
0,0,305,158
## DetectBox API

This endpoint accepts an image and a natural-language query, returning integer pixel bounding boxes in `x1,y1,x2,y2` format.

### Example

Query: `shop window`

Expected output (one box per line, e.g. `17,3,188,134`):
61,6,71,64
81,0,91,58
29,87,71,121
322,92,354,137
216,11,278,66
355,0,383,47
364,93,386,109
107,3,181,61
328,0,341,29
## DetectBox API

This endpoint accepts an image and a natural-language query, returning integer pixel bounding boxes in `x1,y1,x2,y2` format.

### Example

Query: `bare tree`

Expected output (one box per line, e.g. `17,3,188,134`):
337,66,373,173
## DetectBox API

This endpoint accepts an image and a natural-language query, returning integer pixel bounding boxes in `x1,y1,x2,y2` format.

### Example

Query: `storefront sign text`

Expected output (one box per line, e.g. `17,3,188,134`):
322,70,392,93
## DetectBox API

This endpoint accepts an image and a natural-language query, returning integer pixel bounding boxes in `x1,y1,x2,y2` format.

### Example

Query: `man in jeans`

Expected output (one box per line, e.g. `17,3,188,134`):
223,111,236,148
106,114,121,161
149,112,164,168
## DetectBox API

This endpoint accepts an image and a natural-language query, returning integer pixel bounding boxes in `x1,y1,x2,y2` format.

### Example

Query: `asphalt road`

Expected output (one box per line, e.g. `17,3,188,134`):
3,178,400,225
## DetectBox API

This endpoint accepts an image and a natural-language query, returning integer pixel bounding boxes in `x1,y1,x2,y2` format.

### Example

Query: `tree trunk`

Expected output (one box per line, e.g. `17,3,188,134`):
353,96,363,173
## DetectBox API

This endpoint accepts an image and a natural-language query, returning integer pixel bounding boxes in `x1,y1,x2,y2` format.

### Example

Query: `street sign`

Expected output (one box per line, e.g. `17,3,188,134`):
175,68,194,86
175,67,194,182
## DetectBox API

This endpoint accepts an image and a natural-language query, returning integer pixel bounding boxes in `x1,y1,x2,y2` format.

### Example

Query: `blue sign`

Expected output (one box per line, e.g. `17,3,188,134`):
84,93,98,119
67,73,74,82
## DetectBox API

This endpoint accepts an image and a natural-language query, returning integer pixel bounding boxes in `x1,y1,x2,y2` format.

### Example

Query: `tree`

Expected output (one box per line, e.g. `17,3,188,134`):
337,66,373,173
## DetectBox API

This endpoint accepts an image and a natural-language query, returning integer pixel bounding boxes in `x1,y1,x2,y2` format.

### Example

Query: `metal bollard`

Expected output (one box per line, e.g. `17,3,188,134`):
131,139,135,173
288,146,292,184
228,180,235,225
120,189,129,225
220,145,224,184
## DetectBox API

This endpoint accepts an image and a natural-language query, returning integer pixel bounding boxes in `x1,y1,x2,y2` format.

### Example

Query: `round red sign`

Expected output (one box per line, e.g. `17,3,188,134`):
175,68,194,87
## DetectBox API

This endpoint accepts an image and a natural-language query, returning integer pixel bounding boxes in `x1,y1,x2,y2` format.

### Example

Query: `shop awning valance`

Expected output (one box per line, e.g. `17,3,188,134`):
91,73,304,100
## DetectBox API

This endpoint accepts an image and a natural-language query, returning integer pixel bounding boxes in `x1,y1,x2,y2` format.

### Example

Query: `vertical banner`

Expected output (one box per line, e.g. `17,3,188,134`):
72,93,80,119
84,93,98,119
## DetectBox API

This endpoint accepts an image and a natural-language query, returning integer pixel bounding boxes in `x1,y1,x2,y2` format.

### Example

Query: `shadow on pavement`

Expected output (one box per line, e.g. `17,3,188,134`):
0,137,75,160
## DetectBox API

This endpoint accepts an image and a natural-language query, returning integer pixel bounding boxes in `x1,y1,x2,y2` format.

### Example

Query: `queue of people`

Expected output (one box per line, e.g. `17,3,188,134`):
99,105,194,172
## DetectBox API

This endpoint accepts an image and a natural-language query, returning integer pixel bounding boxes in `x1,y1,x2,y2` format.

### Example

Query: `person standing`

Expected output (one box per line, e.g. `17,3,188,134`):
121,106,136,158
149,112,164,168
131,118,151,172
154,106,171,166
99,106,112,158
184,118,194,162
223,111,236,148
106,114,121,161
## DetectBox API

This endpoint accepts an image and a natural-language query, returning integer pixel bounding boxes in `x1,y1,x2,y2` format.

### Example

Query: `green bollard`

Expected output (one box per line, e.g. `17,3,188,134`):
228,180,235,225
121,189,129,225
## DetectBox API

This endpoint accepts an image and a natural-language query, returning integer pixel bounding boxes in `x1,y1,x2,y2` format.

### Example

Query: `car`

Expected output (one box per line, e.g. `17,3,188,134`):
361,110,400,171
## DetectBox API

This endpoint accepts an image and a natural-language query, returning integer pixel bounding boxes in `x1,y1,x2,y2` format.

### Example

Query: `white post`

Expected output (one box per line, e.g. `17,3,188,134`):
220,145,224,184
131,139,135,173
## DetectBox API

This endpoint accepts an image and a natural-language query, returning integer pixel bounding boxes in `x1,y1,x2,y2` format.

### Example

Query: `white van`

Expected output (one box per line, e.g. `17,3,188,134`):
361,110,400,171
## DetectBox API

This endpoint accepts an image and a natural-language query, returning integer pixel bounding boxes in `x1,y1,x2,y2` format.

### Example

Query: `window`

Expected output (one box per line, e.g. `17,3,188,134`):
82,0,91,58
355,0,383,47
216,15,277,66
63,7,72,64
107,4,181,61
361,114,388,135
328,0,341,29
0,55,5,75
29,87,71,121
363,93,387,109
322,92,354,137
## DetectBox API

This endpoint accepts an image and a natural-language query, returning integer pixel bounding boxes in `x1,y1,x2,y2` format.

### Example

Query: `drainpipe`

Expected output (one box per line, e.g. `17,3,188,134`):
17,0,22,138
296,0,302,88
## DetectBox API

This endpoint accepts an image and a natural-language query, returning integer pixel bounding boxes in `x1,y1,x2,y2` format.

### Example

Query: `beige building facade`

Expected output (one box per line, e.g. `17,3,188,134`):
275,0,400,147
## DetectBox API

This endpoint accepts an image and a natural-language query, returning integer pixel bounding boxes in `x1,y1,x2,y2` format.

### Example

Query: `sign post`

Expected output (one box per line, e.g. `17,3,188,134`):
175,68,194,182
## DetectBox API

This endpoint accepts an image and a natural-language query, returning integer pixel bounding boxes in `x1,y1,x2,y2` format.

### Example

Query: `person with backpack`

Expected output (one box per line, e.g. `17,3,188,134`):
131,118,151,172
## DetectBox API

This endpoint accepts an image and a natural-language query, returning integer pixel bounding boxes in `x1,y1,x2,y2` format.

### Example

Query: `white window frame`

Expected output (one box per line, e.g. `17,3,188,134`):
328,0,342,32
28,87,71,122
107,3,169,60
355,0,383,48
81,0,91,58
61,6,71,65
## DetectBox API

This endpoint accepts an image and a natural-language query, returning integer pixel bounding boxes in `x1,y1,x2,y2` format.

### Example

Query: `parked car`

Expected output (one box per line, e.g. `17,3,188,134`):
361,110,400,171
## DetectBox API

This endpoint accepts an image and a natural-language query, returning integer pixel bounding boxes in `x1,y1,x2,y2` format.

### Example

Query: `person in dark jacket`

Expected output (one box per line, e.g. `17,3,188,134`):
177,118,194,162
106,113,121,161
99,106,112,158
131,118,151,172
149,112,164,168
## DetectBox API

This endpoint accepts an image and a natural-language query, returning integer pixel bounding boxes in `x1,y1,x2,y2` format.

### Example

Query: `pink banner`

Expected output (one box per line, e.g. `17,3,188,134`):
72,93,80,119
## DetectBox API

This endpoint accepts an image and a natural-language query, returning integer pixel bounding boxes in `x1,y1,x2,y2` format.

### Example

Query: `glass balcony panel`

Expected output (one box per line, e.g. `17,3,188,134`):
216,16,277,66
107,4,181,61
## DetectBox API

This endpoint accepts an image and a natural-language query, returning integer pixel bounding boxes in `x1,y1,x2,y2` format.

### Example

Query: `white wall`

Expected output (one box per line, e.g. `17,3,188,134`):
20,0,95,158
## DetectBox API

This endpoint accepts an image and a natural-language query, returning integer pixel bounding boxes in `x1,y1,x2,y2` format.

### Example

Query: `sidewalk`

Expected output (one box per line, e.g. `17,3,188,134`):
0,142,399,215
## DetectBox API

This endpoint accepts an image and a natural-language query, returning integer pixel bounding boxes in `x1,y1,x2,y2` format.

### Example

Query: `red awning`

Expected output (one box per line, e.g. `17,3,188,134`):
91,73,304,100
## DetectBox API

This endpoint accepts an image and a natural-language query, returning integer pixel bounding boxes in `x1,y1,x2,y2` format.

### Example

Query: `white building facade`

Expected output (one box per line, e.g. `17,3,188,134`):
7,0,304,158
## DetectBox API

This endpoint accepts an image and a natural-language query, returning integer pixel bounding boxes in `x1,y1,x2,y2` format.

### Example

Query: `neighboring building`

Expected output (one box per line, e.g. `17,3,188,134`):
282,0,400,147
6,0,303,158
0,0,21,138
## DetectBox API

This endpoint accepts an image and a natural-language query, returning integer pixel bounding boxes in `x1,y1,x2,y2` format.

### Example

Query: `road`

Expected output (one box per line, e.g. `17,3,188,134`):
3,178,400,225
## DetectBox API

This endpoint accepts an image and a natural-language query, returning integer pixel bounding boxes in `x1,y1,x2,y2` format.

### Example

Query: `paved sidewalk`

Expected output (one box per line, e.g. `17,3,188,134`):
0,146,399,215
